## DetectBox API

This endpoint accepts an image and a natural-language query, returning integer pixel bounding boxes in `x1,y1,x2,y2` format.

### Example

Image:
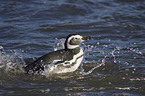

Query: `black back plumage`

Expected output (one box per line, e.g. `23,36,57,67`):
24,47,81,73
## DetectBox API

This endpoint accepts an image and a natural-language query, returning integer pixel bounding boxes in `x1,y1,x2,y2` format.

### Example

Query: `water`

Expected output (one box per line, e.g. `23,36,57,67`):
0,0,145,95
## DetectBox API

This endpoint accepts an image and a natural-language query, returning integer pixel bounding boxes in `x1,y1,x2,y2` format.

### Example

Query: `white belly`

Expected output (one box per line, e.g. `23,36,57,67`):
58,56,84,73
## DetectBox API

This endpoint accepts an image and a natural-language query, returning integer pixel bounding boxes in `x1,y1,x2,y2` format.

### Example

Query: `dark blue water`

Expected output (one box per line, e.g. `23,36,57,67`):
0,0,145,95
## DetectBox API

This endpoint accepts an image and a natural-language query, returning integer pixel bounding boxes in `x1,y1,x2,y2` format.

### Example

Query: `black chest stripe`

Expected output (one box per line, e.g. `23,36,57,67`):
57,54,84,68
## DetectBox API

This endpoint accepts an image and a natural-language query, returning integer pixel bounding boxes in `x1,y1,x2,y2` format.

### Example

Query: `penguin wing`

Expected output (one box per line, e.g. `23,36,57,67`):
24,49,73,73
41,49,74,65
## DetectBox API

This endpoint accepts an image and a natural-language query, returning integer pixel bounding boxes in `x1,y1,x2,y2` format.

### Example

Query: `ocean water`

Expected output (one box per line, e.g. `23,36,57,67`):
0,0,145,95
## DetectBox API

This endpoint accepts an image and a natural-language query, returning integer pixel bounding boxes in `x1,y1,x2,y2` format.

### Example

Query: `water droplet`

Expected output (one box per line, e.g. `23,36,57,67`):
131,65,135,67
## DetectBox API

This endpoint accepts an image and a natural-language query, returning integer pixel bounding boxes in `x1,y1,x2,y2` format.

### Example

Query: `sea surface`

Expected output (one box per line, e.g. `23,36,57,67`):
0,0,145,96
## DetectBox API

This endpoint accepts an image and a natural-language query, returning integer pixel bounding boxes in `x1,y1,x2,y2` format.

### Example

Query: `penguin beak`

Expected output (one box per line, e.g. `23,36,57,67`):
82,36,91,41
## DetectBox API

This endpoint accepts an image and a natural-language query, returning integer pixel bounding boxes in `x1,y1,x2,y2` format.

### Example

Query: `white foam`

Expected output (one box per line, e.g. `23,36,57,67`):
0,46,26,73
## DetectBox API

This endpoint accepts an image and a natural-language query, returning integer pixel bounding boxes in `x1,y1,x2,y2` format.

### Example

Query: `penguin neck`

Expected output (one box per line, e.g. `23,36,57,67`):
65,46,81,50
65,45,80,50
64,47,83,55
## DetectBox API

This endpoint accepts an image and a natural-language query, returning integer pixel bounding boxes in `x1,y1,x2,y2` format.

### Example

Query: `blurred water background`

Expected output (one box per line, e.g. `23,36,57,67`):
0,0,145,95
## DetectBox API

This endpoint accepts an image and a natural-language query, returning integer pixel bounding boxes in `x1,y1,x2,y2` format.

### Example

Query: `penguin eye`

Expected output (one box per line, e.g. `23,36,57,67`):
75,37,78,40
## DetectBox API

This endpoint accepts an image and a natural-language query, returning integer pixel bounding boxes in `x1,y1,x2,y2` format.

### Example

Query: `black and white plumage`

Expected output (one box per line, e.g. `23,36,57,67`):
24,34,91,74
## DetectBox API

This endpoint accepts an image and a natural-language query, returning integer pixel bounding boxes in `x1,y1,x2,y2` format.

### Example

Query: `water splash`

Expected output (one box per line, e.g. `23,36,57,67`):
0,46,5,68
54,38,65,51
80,59,105,75
0,46,25,74
79,39,144,76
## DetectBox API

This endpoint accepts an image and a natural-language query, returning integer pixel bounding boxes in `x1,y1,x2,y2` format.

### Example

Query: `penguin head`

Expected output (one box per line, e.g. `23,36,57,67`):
64,34,91,49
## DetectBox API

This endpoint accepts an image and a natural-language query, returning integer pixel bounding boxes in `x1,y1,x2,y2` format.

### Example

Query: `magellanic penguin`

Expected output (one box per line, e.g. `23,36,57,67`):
24,34,91,74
